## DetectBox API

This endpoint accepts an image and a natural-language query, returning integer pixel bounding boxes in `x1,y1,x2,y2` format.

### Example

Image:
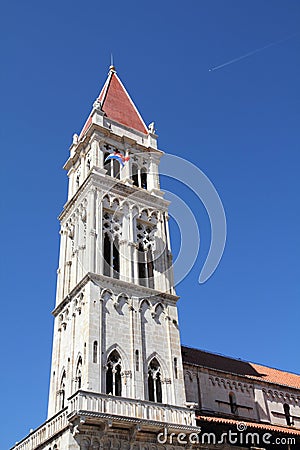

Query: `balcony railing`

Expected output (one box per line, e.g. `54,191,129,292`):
69,390,197,427
12,408,68,450
12,391,197,450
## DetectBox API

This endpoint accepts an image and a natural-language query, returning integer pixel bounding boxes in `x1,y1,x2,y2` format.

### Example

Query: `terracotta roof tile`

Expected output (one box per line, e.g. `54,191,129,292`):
99,70,148,134
80,67,148,138
182,346,300,390
197,415,300,436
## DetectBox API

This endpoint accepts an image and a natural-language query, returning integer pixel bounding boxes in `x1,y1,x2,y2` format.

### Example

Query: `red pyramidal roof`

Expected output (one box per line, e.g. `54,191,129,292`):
80,66,148,136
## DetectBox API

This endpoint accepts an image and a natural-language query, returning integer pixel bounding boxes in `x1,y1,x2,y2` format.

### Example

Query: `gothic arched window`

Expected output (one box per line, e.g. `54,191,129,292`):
137,243,154,288
147,247,154,288
106,350,122,397
112,158,120,179
138,242,147,286
104,152,112,176
103,233,120,279
60,371,66,409
284,403,292,426
112,237,120,278
104,151,120,179
229,392,237,414
141,167,147,190
148,358,162,403
104,233,111,276
132,164,139,187
76,357,82,389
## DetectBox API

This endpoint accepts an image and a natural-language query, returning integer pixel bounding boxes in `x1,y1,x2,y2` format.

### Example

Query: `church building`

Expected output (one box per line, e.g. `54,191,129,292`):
12,65,300,450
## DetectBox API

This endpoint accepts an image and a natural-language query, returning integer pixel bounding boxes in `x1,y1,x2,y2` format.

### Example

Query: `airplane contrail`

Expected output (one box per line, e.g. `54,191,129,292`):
209,32,299,72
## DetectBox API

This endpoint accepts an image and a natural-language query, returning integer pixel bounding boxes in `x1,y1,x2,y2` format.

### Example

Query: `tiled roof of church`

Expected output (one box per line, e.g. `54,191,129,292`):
80,65,148,137
182,346,300,390
197,415,300,436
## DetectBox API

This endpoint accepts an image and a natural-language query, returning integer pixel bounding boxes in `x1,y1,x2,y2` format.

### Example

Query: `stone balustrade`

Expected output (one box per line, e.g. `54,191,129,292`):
12,391,196,449
12,408,68,450
69,390,196,426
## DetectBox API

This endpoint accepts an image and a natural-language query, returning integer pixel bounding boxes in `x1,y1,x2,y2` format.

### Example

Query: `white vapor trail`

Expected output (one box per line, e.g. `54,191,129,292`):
209,32,299,72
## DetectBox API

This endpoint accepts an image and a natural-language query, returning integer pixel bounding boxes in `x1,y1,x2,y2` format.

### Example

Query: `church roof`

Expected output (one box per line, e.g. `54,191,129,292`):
197,415,300,436
80,66,148,137
182,346,300,390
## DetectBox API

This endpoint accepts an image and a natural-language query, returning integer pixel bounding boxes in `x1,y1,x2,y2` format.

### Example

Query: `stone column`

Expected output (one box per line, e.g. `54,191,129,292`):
97,194,103,275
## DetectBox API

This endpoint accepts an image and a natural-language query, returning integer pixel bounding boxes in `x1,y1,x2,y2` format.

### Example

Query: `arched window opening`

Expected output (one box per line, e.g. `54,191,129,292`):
174,358,178,379
104,151,121,179
229,392,237,414
86,158,91,171
284,403,292,426
132,164,139,187
93,341,98,363
104,152,111,176
103,233,111,277
147,248,154,289
112,238,120,278
59,371,66,409
103,233,120,279
135,350,139,372
76,174,80,188
138,243,147,286
148,358,162,403
137,243,154,288
106,350,122,397
112,158,120,179
76,357,82,389
141,168,147,190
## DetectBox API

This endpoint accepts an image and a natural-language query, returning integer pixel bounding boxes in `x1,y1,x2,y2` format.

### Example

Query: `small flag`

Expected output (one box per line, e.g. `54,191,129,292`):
104,151,130,168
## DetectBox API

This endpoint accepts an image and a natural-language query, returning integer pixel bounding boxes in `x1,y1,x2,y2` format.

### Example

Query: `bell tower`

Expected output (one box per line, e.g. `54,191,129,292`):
12,65,198,450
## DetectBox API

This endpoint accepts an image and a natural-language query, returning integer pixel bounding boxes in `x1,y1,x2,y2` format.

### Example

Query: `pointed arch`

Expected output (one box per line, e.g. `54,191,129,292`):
102,194,111,209
148,357,162,403
115,293,129,313
111,198,120,210
154,302,165,322
146,351,169,379
139,298,152,315
100,288,113,302
140,167,147,190
131,163,139,187
140,209,149,221
149,211,158,224
106,349,122,396
105,343,129,371
131,204,139,216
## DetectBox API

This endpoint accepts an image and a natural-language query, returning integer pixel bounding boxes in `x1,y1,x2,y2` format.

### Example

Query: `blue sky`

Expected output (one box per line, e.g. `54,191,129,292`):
1,1,300,448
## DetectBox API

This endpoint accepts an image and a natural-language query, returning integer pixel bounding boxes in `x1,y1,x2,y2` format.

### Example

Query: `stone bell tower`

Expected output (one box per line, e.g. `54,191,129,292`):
12,65,199,450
